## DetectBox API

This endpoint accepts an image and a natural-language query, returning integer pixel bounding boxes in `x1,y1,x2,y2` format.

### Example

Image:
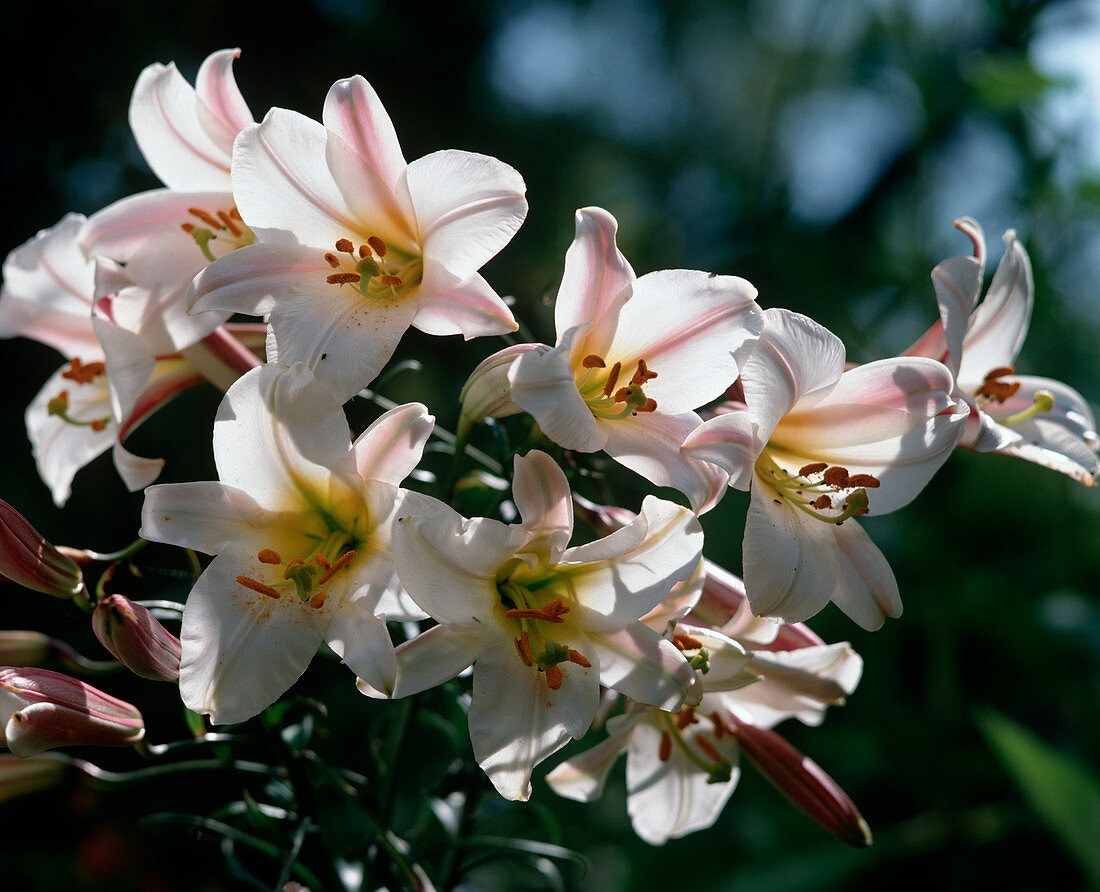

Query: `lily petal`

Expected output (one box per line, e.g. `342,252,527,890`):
588,623,693,711
194,48,254,147
512,451,574,564
322,76,408,197
141,481,263,554
352,402,435,486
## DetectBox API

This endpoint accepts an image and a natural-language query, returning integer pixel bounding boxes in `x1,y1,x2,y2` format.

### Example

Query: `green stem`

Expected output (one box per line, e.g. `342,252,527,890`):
71,757,284,787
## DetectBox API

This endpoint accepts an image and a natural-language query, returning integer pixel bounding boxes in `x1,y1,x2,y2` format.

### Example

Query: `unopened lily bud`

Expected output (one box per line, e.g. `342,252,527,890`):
458,343,547,432
0,501,86,599
92,595,181,682
0,667,144,757
0,632,53,667
0,753,70,803
729,713,871,847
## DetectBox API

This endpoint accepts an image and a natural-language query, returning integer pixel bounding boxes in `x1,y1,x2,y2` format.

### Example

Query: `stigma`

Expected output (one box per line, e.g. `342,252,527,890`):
576,354,659,420
757,454,880,524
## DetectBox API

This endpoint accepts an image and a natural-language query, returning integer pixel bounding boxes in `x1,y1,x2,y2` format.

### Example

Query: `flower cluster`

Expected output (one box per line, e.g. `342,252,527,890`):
0,48,1096,881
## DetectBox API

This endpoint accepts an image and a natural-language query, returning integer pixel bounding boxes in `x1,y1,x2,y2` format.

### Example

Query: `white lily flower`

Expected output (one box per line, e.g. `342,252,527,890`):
381,449,702,800
80,49,259,354
684,307,968,629
140,363,435,724
465,207,761,513
906,217,1099,485
0,215,224,505
188,75,527,402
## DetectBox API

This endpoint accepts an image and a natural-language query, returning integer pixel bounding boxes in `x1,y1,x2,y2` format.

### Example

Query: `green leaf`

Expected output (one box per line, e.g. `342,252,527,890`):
977,708,1100,886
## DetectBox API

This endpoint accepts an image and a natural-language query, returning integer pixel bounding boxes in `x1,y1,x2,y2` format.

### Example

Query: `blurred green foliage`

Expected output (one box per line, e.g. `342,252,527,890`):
1,0,1098,889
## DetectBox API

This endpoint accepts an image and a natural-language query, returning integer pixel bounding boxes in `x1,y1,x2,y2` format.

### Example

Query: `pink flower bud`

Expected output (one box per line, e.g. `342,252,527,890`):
0,752,69,803
0,501,86,599
92,595,181,682
728,712,872,847
0,667,144,757
458,343,546,430
0,632,53,667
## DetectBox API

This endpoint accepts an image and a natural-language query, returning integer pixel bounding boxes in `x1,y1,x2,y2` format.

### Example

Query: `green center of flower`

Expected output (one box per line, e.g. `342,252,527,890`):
47,358,111,433
322,236,424,301
235,514,362,610
496,566,591,690
756,454,879,524
179,205,255,262
575,353,659,420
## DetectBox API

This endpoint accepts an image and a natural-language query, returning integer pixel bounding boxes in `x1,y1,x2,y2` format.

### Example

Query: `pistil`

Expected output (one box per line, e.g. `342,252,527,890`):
757,454,877,524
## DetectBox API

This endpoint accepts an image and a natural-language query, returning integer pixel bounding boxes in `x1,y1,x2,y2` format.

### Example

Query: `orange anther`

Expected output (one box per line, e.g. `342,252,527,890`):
188,207,222,229
367,236,387,257
90,419,107,432
541,599,569,618
799,462,828,477
811,495,832,510
327,272,362,285
335,238,354,253
62,358,106,384
696,735,723,762
847,474,881,488
258,549,282,564
709,711,729,737
659,731,672,762
318,550,356,585
324,252,341,268
380,274,403,287
236,575,280,598
630,358,658,385
217,210,242,237
358,244,369,258
614,387,632,403
676,706,697,730
823,466,851,488
976,379,1021,402
310,592,327,610
582,354,606,368
673,633,703,651
638,398,658,413
567,649,591,668
181,222,196,233
983,365,1016,381
544,665,563,690
229,207,242,220
514,634,533,667
602,362,622,397
312,553,332,570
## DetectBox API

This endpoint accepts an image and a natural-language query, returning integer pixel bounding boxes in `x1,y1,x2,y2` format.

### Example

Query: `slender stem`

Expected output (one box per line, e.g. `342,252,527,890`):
378,697,414,824
136,733,254,758
71,757,284,787
50,640,121,676
273,818,313,890
81,538,148,564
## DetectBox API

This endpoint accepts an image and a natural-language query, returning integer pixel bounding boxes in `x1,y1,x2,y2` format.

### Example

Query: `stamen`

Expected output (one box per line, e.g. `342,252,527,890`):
567,649,591,668
676,706,697,730
799,462,828,476
327,272,362,285
630,358,658,385
673,633,703,651
709,711,730,738
217,210,242,237
822,466,850,488
544,665,563,690
367,236,387,257
90,420,107,432
976,379,1021,402
324,253,341,268
318,550,356,585
236,575,280,598
180,222,196,233
313,553,332,570
847,474,881,488
659,732,672,762
984,365,1016,381
614,387,632,403
582,354,606,368
189,207,222,229
696,735,723,763
309,592,327,610
514,633,534,667
258,549,282,564
602,362,622,397
505,607,566,624
811,495,832,510
335,238,354,254
358,244,370,258
637,398,658,413
61,358,106,384
379,275,403,287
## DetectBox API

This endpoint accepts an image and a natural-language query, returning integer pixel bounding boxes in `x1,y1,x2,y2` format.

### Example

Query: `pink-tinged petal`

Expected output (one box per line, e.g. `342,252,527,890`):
80,189,232,262
25,365,114,507
738,643,863,728
141,481,263,554
741,309,846,448
180,327,263,392
112,440,164,493
554,207,635,357
212,364,355,511
830,518,903,630
405,149,527,282
601,411,729,513
193,49,253,149
189,242,323,318
179,544,328,725
545,712,641,801
322,76,407,195
991,375,1098,447
641,557,704,632
468,626,599,801
129,61,232,192
958,230,1033,385
624,710,740,845
606,269,761,413
392,509,525,629
0,214,99,359
324,602,396,697
682,409,757,491
264,284,419,402
509,329,606,452
91,314,154,423
563,496,703,630
989,421,1100,486
512,451,574,564
368,624,482,699
352,402,435,486
588,623,693,711
412,266,517,338
727,714,871,847
232,110,410,249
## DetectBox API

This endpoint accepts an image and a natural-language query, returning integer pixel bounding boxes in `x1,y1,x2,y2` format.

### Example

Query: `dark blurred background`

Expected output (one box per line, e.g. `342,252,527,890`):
2,1,1099,889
